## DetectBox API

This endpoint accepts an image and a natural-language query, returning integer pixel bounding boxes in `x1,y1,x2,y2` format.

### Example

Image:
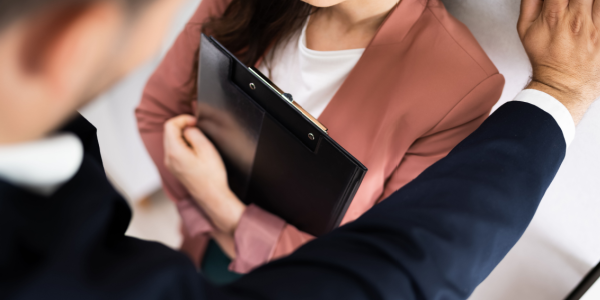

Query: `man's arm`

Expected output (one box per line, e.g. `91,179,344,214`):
213,100,567,300
209,1,600,299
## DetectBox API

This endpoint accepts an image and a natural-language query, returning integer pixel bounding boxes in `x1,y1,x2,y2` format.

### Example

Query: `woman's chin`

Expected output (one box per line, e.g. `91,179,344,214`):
301,0,345,8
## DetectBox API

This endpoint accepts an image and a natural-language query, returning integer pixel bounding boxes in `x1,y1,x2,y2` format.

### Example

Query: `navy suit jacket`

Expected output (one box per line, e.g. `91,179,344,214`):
0,101,566,300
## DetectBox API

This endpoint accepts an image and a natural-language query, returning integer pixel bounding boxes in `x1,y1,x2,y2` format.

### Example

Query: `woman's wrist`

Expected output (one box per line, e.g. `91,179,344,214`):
162,115,246,236
189,184,246,235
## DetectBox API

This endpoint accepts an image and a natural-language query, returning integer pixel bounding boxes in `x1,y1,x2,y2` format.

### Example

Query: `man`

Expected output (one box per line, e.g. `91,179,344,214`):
0,0,597,299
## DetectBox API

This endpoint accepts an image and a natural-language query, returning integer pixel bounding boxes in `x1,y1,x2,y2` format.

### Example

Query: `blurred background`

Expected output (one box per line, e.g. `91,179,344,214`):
78,0,600,298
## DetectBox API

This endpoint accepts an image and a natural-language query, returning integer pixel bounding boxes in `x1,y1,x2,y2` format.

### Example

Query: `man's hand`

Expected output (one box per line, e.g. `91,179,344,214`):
163,115,245,236
519,0,600,123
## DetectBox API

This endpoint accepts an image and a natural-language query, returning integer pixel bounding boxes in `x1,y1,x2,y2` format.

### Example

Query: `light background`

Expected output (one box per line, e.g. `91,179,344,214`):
79,0,600,299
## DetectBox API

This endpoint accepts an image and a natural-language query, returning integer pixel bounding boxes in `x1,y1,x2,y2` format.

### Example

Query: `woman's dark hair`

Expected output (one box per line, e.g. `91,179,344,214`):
202,0,314,67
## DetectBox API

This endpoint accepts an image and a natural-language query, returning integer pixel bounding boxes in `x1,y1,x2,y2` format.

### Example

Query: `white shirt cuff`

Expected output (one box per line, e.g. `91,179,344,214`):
513,89,576,147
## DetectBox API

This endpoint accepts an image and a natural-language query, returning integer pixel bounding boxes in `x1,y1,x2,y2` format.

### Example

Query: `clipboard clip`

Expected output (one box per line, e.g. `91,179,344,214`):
248,67,328,134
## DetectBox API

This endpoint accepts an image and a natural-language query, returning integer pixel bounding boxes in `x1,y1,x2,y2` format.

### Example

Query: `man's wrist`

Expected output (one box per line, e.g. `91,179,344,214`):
526,80,591,125
526,80,576,105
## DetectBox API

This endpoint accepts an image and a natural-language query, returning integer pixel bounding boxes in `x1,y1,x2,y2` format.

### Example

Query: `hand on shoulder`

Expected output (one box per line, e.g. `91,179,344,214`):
518,0,600,124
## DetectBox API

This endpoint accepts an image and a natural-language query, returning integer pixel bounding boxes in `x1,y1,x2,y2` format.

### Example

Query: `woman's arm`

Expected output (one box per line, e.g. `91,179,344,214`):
229,206,313,273
136,0,230,203
136,0,232,261
379,74,505,200
162,115,300,273
136,23,198,203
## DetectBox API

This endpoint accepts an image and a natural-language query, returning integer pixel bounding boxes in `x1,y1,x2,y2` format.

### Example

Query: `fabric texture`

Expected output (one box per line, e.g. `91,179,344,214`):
0,101,568,299
135,0,506,272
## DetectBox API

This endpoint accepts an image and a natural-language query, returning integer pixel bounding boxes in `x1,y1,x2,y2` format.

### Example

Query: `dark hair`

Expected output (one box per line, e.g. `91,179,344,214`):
202,0,314,67
0,0,154,31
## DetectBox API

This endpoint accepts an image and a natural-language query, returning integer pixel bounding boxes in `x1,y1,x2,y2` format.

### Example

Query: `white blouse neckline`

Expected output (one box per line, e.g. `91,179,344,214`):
299,19,366,57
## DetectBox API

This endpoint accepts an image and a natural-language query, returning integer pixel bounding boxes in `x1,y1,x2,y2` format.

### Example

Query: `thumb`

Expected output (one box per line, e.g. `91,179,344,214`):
518,0,543,39
183,127,215,155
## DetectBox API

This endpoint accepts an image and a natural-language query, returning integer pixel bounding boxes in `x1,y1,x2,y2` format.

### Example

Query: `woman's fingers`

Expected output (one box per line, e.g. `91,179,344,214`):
183,127,212,153
164,115,196,144
164,115,198,165
164,115,196,135
518,0,543,38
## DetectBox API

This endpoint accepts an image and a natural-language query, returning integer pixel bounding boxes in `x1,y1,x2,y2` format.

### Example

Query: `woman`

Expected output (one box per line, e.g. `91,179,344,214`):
136,0,505,283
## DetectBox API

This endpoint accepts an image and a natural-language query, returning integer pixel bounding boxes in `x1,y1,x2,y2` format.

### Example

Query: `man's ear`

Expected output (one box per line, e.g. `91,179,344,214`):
19,1,125,101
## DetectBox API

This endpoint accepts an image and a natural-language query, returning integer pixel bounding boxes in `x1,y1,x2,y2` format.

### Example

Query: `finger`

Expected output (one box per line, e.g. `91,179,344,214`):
165,114,197,132
567,0,594,36
569,0,594,14
183,127,213,153
541,0,569,22
164,115,196,154
518,0,543,38
164,115,196,143
594,0,600,27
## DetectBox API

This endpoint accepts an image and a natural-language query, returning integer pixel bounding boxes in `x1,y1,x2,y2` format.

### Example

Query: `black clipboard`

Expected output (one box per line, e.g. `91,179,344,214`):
196,34,367,236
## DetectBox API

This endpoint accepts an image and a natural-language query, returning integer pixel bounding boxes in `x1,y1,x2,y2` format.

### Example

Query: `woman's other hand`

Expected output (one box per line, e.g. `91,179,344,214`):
163,114,246,235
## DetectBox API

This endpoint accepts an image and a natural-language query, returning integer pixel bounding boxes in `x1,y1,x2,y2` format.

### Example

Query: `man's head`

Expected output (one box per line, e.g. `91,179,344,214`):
0,0,183,144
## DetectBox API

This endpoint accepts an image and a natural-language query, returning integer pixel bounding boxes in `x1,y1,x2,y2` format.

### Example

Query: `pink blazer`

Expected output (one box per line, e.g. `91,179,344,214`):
136,0,505,273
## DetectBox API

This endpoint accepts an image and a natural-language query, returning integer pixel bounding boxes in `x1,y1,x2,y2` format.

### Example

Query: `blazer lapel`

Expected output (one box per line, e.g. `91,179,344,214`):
318,0,428,127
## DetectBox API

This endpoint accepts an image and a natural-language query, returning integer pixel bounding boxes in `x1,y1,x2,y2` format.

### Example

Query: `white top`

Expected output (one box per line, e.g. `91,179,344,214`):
258,21,365,119
0,133,83,196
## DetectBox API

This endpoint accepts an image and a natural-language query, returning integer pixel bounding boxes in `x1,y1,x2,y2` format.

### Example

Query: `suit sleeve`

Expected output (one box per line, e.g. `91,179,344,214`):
215,101,568,300
380,74,505,200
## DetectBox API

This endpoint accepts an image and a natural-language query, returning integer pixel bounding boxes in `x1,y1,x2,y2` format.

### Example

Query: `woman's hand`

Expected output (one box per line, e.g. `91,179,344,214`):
163,114,246,235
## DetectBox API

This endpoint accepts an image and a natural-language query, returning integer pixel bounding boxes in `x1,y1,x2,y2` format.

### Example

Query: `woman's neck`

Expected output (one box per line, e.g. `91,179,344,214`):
306,0,399,51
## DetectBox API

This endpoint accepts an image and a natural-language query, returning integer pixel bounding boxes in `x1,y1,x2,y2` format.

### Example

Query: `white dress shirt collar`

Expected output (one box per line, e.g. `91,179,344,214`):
0,133,84,196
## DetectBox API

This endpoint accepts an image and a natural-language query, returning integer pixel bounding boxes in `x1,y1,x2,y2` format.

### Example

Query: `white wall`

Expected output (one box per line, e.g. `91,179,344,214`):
441,1,600,299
